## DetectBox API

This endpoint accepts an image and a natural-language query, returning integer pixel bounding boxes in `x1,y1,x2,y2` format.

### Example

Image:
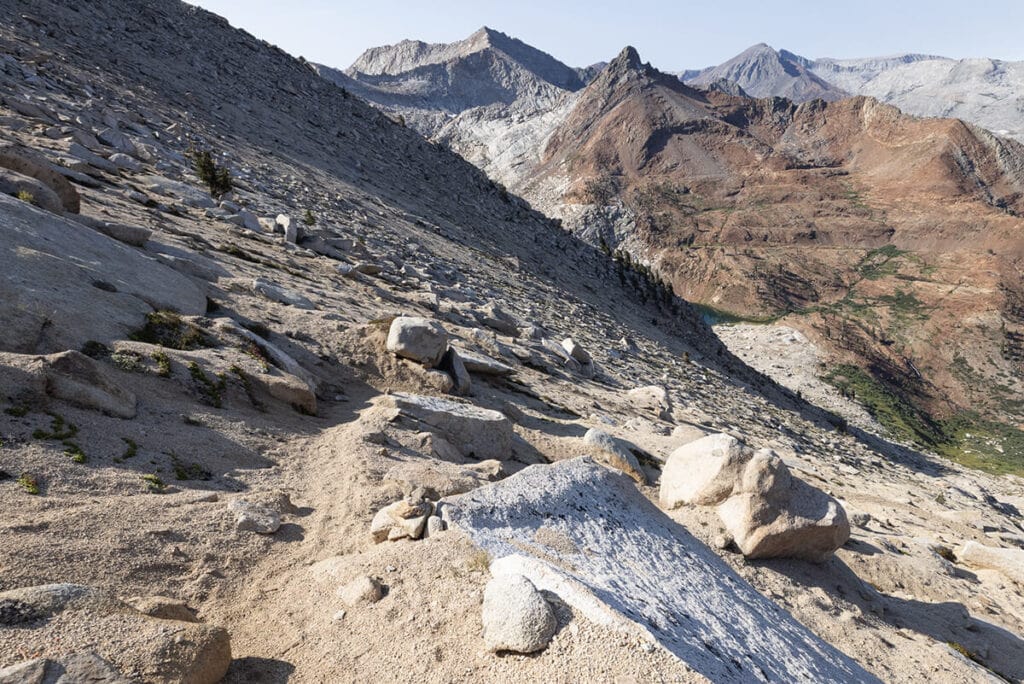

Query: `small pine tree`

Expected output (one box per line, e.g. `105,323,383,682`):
191,149,233,198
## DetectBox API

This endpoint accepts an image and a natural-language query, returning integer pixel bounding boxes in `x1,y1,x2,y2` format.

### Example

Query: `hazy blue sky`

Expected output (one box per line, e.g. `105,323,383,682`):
188,1,1024,71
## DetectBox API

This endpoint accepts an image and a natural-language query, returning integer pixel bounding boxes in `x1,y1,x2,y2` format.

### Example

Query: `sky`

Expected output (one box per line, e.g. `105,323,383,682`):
187,1,1024,72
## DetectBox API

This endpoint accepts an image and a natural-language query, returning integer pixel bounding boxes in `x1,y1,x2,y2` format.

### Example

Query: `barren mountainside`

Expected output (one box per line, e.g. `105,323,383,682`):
1,4,1024,684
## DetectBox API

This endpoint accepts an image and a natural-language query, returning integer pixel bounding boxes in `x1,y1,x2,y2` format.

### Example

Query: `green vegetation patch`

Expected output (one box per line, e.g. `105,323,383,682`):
131,311,212,351
188,362,227,408
825,364,1024,475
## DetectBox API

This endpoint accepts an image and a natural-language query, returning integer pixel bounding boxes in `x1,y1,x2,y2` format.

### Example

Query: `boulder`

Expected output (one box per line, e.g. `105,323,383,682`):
43,350,138,418
0,144,80,213
0,193,205,353
68,142,118,174
582,428,646,484
438,347,471,395
441,458,876,682
370,498,432,542
0,168,64,214
482,573,557,654
957,541,1024,585
474,302,519,336
381,393,513,461
83,219,152,247
0,584,230,684
338,576,384,606
626,385,673,421
96,127,138,156
0,652,129,683
716,450,850,562
108,152,142,172
659,434,751,509
385,317,448,366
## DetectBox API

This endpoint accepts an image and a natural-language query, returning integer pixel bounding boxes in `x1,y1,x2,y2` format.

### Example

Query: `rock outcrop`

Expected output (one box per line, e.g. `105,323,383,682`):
442,458,877,682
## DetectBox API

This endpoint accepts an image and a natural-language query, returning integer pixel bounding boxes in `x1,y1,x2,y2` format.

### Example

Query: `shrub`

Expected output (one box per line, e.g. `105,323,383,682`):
191,148,233,197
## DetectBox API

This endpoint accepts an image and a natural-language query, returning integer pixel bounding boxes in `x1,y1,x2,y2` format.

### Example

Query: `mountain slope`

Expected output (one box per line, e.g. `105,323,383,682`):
1,5,1023,683
526,47,1024,461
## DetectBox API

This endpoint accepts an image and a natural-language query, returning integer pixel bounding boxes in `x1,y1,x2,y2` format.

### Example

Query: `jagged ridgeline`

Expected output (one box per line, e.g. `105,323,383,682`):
0,2,1023,683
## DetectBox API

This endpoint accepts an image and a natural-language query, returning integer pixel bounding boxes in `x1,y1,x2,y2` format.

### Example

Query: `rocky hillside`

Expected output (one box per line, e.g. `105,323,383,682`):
1,3,1024,683
519,47,1024,469
685,45,1024,142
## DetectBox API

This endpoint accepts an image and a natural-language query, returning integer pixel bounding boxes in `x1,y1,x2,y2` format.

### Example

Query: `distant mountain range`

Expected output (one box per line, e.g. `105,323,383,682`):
684,44,1024,142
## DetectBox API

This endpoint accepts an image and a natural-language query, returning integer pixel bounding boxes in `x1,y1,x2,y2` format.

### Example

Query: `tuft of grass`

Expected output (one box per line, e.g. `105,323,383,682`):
302,209,316,226
121,437,138,459
17,473,40,495
171,454,212,481
230,365,264,410
4,405,29,418
15,190,35,205
241,320,271,339
130,311,211,351
188,362,227,408
240,341,271,373
824,364,1024,475
62,441,86,463
32,413,78,441
141,473,166,493
151,349,172,377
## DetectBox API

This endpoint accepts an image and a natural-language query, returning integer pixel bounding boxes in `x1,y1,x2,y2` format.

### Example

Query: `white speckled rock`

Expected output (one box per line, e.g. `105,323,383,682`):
482,573,556,653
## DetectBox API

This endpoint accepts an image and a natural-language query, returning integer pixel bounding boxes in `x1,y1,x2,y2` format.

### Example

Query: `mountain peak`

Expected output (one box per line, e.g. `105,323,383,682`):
609,46,643,72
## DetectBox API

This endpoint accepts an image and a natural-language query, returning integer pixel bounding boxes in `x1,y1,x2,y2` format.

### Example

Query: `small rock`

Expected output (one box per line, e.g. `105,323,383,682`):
229,499,282,534
370,498,432,542
482,573,557,654
338,576,384,606
561,337,592,364
126,596,199,623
